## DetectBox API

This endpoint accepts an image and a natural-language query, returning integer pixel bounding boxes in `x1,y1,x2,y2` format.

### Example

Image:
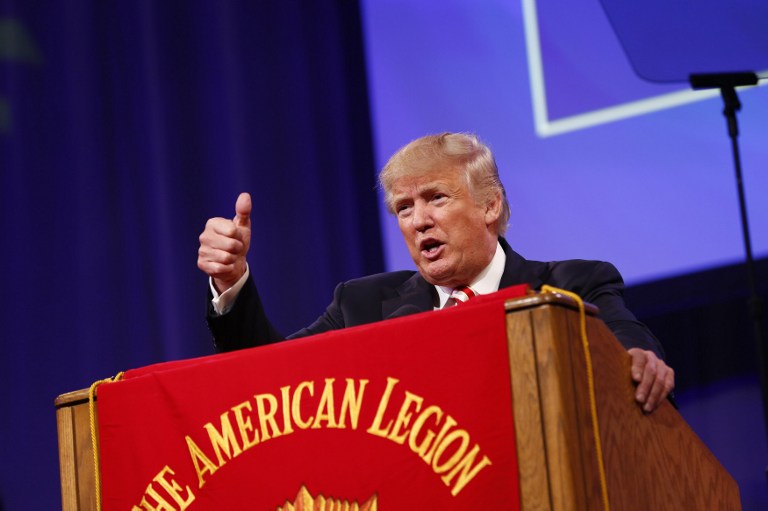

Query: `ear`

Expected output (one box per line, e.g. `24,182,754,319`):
484,191,503,227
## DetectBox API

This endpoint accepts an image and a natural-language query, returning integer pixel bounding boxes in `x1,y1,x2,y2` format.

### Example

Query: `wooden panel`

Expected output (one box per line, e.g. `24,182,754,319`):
528,305,595,511
55,390,97,511
507,307,552,511
73,402,97,510
57,406,79,511
506,294,741,511
585,316,742,511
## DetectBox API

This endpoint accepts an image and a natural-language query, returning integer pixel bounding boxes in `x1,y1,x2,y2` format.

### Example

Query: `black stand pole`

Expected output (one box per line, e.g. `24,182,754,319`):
691,72,768,483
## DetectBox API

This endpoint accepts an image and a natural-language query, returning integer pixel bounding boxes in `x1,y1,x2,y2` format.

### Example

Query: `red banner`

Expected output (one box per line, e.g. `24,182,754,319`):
98,286,527,510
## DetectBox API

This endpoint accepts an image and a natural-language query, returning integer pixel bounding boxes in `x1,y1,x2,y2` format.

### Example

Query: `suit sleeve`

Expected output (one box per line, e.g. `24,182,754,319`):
549,260,667,359
286,282,347,339
205,276,350,351
206,274,285,352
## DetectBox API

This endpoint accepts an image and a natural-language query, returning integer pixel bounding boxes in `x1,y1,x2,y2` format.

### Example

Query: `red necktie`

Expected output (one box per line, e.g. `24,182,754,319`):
446,285,476,307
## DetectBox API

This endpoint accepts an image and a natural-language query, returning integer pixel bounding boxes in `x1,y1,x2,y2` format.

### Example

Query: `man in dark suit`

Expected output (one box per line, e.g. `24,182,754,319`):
198,133,674,412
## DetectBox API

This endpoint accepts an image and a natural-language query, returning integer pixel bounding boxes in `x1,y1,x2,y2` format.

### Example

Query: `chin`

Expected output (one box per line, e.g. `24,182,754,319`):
422,269,455,287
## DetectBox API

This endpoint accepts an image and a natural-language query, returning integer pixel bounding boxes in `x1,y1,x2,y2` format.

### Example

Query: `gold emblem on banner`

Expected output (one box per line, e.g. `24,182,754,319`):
276,485,378,511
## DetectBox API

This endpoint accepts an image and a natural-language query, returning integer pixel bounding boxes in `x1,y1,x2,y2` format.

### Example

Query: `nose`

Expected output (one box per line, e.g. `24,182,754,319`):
411,202,433,232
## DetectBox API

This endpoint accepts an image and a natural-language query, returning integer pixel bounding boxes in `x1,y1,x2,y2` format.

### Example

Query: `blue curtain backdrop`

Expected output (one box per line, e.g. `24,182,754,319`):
0,1,382,508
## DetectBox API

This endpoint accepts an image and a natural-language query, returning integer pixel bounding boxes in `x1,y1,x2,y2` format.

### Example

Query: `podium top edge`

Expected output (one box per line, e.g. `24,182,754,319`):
55,388,92,408
55,292,597,406
504,291,598,315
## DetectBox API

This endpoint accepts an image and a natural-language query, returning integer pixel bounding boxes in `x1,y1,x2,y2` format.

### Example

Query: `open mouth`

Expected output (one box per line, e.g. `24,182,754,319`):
420,239,444,257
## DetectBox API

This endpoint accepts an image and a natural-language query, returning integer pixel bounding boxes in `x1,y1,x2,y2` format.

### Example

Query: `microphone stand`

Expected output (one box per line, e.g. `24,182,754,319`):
690,72,768,482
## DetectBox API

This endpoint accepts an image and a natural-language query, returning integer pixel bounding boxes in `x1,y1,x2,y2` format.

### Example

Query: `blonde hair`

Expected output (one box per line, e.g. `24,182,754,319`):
379,132,510,234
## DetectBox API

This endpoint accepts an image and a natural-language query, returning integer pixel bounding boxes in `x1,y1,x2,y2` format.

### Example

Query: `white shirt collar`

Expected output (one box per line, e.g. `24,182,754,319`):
435,241,506,309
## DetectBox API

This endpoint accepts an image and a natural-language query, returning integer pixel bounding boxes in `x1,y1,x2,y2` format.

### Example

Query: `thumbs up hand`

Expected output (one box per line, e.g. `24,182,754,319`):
198,193,252,293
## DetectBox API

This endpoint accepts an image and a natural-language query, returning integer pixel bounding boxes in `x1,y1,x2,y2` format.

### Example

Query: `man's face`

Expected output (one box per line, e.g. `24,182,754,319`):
391,167,500,287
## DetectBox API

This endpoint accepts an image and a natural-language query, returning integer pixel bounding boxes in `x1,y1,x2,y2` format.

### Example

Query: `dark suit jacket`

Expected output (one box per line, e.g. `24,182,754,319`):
207,238,665,358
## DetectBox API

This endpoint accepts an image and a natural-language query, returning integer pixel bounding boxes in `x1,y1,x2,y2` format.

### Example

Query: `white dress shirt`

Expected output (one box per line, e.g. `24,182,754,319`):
434,242,506,309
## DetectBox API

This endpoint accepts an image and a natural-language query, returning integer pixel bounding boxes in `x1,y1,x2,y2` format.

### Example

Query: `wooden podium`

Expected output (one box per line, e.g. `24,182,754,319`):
55,293,741,510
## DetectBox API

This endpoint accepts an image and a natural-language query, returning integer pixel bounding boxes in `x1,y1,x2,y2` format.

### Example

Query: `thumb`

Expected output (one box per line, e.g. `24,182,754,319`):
234,192,251,228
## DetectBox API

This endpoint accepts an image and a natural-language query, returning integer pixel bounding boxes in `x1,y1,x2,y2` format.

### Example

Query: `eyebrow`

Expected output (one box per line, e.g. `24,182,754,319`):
391,180,457,205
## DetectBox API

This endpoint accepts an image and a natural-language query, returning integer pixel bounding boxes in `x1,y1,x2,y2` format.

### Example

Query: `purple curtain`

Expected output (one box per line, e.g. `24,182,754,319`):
0,1,382,508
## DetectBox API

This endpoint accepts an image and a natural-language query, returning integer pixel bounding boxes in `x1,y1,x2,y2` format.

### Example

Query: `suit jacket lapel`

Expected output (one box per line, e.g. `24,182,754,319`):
499,237,548,290
381,272,435,320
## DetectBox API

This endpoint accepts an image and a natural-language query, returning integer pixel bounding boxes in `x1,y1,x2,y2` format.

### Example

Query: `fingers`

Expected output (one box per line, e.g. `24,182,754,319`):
628,348,675,413
628,348,652,398
197,226,244,279
197,193,252,290
201,217,244,245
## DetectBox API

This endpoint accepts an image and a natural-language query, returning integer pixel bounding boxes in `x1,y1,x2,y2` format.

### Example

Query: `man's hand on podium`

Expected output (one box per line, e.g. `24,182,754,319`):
198,192,252,293
628,348,675,413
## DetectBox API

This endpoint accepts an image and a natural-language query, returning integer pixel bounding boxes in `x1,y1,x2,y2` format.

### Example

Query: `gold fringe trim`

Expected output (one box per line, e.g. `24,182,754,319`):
89,372,125,511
